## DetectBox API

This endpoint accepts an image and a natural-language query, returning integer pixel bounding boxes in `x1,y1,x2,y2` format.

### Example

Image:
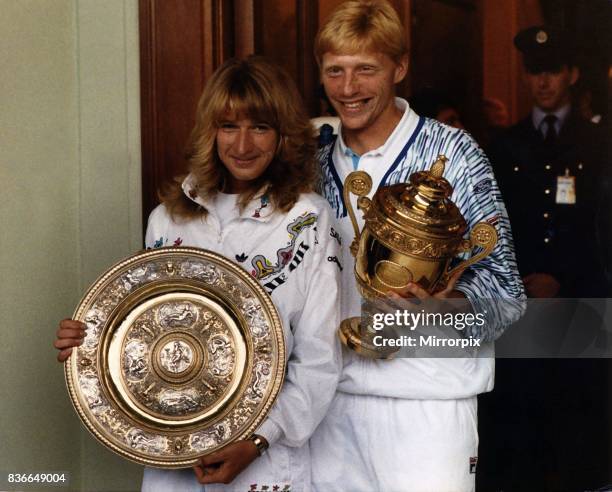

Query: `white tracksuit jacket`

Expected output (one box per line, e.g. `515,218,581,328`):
310,99,526,492
141,177,342,492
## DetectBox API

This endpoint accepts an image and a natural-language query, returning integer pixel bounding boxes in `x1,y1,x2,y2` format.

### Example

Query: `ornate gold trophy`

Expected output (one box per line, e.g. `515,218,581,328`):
65,247,285,467
340,155,498,358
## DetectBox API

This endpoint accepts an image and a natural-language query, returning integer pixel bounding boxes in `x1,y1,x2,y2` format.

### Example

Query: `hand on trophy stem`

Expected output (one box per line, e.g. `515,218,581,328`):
384,269,473,319
390,269,465,301
54,319,86,362
193,439,261,484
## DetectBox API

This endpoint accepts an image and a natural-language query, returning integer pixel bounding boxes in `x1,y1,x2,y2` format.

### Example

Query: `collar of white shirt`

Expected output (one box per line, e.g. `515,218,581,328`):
532,104,571,136
181,174,275,222
336,97,415,162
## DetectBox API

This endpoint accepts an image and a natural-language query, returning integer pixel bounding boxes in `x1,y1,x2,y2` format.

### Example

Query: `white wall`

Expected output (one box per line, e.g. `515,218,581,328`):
0,1,143,490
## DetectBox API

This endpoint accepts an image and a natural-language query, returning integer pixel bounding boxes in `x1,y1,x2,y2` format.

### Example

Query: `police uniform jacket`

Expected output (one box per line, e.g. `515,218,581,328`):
488,109,606,297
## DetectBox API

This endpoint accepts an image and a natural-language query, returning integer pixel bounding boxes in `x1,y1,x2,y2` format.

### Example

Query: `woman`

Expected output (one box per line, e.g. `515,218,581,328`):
55,56,341,491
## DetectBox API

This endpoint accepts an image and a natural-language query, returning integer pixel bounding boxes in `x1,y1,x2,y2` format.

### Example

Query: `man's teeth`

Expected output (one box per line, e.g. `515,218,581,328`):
344,101,364,109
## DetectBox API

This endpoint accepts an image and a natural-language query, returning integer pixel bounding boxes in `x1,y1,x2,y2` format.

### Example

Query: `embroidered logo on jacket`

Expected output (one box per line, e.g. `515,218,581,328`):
473,178,492,194
249,484,291,492
252,194,269,218
250,212,317,281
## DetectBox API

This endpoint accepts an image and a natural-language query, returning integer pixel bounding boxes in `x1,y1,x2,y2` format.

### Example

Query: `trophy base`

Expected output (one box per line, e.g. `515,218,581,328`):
338,317,399,359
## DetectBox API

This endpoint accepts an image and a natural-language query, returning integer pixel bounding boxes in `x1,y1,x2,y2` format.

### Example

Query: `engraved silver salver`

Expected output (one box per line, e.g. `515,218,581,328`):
65,247,285,468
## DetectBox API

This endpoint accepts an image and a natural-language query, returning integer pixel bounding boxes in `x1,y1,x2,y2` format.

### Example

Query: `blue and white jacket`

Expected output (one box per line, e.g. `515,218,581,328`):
318,98,525,399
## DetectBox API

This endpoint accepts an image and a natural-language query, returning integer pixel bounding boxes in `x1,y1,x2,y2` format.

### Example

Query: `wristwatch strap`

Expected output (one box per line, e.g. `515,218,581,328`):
249,434,269,455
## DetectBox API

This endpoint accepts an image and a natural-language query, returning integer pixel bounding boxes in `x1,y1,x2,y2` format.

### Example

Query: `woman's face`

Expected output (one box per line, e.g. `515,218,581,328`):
216,112,279,193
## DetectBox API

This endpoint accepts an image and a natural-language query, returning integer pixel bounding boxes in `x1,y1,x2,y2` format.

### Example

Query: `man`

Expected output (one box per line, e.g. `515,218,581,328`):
488,26,607,298
481,26,610,490
309,2,525,491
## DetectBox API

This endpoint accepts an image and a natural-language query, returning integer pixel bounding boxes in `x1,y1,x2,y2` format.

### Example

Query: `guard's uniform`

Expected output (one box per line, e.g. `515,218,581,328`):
488,109,607,297
141,178,342,492
481,113,609,490
482,110,610,490
477,24,610,490
310,99,525,492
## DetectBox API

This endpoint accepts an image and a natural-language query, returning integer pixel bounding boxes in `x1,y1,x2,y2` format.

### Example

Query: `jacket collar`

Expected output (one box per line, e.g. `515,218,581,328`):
181,174,276,222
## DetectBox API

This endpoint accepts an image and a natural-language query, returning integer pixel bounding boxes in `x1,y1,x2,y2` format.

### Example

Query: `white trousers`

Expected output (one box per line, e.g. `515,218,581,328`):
310,392,478,492
141,442,310,492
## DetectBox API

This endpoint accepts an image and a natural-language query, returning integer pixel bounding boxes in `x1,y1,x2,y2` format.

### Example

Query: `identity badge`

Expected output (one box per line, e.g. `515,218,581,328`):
556,169,576,204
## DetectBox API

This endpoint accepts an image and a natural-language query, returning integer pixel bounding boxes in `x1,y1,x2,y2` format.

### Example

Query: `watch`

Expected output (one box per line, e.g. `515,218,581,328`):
249,434,269,455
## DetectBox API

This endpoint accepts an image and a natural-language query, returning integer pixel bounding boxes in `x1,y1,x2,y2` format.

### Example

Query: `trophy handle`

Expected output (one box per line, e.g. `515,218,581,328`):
343,171,373,257
443,222,498,282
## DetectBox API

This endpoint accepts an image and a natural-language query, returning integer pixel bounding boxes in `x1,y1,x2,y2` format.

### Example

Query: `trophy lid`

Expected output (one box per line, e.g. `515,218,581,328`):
375,155,467,238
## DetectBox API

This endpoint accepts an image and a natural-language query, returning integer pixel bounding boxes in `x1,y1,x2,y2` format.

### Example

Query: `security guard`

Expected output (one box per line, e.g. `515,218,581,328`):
489,25,606,298
480,26,610,491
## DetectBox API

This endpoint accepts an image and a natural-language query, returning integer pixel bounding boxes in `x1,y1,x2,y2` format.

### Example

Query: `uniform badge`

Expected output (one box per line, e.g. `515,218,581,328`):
556,168,576,205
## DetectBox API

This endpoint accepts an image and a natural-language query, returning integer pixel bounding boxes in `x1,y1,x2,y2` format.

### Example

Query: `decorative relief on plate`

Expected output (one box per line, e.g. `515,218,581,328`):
123,340,149,381
207,334,235,377
118,307,235,418
65,248,285,468
83,308,106,349
189,420,232,453
241,297,269,338
79,373,104,410
179,260,221,285
126,428,168,454
159,340,194,374
157,388,201,414
251,361,272,399
158,302,198,329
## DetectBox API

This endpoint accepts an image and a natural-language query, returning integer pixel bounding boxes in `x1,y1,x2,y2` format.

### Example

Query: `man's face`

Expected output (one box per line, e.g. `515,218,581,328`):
524,65,578,112
320,51,407,134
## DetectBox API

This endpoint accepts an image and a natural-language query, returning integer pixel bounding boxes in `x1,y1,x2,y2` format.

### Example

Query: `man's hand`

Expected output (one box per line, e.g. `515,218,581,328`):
54,319,86,362
193,440,260,485
523,273,560,298
390,269,465,300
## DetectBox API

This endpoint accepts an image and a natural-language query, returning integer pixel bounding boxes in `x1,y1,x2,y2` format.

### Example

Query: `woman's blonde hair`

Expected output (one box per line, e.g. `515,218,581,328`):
161,56,317,219
315,0,408,64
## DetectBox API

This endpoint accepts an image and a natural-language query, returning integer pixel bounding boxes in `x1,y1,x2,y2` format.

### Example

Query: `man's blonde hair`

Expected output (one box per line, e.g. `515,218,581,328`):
315,0,408,64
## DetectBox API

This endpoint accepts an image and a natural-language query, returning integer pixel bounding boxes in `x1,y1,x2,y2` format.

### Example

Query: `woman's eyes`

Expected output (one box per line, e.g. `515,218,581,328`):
219,123,272,133
219,123,239,131
252,124,272,133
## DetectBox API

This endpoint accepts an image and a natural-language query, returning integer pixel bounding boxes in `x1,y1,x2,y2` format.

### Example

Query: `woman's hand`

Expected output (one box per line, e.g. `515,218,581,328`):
54,319,86,362
193,440,261,484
